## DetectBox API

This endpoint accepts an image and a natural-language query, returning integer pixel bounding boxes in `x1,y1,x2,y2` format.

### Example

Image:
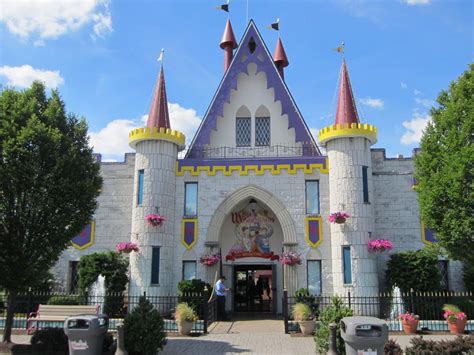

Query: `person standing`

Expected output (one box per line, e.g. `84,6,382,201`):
215,275,230,321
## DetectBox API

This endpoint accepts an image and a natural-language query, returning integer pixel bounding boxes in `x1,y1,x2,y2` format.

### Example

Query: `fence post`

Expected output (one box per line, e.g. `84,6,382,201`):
203,289,209,334
347,291,351,309
410,288,415,314
327,323,339,355
283,289,288,334
27,287,32,314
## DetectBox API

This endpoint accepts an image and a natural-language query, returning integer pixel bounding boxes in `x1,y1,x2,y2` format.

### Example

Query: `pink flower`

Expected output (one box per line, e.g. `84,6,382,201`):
280,251,302,266
328,211,350,224
145,214,166,227
116,242,139,253
200,253,221,266
399,312,419,322
368,239,393,253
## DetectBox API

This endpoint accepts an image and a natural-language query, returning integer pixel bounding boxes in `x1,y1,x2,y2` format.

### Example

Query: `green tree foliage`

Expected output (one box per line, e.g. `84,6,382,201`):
123,296,166,355
385,249,442,293
414,64,474,266
78,251,128,315
0,82,102,342
314,296,353,355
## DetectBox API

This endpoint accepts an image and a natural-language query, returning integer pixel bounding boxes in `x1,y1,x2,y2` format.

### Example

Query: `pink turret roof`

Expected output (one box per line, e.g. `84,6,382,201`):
273,37,289,68
220,19,238,49
335,60,360,126
147,65,170,130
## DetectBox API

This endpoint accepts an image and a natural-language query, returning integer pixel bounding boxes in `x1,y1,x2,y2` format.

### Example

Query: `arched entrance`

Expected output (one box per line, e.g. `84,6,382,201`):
205,185,298,314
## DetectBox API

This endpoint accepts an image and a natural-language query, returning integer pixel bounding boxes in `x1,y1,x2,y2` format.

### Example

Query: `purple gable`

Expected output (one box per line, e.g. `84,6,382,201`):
187,20,319,158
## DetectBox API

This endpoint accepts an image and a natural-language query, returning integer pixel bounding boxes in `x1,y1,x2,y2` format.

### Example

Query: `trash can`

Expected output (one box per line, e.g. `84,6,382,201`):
340,316,388,355
64,314,109,355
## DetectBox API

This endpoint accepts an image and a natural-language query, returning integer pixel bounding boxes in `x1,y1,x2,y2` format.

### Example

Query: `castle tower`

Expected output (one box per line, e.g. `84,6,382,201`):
319,60,378,296
128,64,185,296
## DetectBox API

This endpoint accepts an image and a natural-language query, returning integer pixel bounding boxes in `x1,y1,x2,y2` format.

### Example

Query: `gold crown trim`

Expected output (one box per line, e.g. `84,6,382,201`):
318,123,377,145
129,127,186,150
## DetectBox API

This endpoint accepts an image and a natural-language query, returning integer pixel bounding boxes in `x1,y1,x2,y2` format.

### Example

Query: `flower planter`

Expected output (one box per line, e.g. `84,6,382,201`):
177,320,194,335
401,319,419,334
448,318,467,334
335,217,346,224
298,320,315,336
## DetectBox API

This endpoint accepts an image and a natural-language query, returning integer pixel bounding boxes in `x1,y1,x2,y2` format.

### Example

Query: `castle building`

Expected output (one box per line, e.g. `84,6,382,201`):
53,20,463,314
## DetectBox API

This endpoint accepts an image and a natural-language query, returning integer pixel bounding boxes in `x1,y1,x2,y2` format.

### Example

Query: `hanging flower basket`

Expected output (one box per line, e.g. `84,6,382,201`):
199,253,221,266
145,214,166,227
116,242,139,254
367,239,393,253
328,211,350,224
280,251,302,266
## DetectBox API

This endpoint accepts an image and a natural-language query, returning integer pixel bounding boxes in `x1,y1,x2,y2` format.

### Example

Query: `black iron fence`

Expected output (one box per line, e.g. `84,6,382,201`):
283,290,474,333
0,291,218,334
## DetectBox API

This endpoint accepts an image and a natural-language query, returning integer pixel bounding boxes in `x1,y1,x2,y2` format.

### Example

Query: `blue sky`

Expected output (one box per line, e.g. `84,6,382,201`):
1,0,472,161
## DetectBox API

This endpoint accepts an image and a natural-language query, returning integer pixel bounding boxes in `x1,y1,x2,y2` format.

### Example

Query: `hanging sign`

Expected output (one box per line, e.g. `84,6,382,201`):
305,216,323,248
182,218,198,250
71,222,95,250
421,222,438,244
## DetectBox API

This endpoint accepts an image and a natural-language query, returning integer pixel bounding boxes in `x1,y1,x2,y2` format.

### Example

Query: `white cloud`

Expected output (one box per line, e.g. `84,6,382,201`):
0,65,64,88
359,97,384,109
89,103,201,161
0,0,112,42
401,82,408,89
402,0,431,5
400,112,431,145
415,97,434,108
414,89,422,96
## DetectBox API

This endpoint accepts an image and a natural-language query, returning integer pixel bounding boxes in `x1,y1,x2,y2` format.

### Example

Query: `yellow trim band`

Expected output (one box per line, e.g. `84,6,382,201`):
176,161,329,177
318,123,377,145
129,127,186,150
305,216,323,248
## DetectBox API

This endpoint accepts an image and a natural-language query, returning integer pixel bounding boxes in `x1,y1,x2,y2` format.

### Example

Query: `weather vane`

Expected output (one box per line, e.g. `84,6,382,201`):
157,48,165,63
267,18,280,31
334,42,345,57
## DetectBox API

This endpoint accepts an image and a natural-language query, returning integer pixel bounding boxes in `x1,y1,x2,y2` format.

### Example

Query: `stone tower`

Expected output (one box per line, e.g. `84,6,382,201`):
128,64,185,296
319,60,379,296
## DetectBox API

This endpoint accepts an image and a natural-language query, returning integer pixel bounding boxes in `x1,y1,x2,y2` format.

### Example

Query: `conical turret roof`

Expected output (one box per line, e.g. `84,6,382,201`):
273,37,289,68
220,19,238,49
335,60,359,126
147,65,170,130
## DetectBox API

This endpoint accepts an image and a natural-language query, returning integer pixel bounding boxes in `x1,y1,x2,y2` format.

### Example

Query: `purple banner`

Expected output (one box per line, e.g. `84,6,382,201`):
71,222,94,250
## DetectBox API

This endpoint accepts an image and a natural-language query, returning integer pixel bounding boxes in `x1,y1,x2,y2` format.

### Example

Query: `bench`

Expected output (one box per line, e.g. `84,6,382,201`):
26,304,99,334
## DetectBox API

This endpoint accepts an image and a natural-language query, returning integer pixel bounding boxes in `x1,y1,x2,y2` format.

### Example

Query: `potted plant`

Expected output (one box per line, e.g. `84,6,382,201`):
145,213,166,227
199,252,221,266
368,239,393,253
115,242,139,253
443,304,467,334
328,211,350,224
399,312,419,334
280,251,302,266
174,302,198,335
292,303,315,335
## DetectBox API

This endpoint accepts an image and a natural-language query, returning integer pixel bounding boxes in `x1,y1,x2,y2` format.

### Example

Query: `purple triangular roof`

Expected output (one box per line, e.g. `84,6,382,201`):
186,20,320,158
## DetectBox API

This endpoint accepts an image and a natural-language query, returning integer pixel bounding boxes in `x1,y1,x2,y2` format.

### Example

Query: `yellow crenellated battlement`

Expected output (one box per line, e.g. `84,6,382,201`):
129,127,186,150
318,122,377,146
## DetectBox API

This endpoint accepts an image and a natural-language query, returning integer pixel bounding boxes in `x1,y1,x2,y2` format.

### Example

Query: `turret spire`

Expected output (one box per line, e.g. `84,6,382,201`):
335,60,359,126
147,64,170,130
273,36,289,79
220,19,238,73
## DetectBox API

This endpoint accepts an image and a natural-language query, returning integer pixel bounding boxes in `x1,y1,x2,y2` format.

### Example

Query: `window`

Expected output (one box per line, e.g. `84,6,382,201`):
307,260,322,296
182,261,197,281
236,117,251,147
69,261,79,294
255,117,270,146
137,169,144,206
342,246,352,284
362,166,369,203
438,260,449,290
306,180,320,214
151,247,160,285
184,182,198,216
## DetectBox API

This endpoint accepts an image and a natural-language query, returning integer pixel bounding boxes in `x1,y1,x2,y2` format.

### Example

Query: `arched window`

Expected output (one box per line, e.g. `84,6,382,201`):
255,105,270,146
236,106,251,147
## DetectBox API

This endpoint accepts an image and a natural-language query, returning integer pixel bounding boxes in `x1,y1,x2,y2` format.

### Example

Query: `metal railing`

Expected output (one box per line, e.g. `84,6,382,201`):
282,290,474,333
0,290,218,334
186,143,320,159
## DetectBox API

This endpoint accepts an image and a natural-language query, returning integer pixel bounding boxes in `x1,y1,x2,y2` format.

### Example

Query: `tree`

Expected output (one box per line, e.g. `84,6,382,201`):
0,82,102,342
414,64,474,266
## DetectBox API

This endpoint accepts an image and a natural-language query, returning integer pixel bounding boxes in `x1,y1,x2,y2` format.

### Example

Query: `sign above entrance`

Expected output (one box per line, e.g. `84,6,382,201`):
226,205,279,261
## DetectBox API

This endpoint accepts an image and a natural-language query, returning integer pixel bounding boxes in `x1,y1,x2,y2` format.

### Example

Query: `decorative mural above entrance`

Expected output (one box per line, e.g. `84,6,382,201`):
226,199,279,261
71,221,95,250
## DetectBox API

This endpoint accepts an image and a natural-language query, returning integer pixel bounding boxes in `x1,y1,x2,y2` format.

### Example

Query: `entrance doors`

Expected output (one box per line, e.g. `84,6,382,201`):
233,265,274,313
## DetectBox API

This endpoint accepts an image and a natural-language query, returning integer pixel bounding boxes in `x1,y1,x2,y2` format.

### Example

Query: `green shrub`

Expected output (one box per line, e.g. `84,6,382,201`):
294,288,319,318
292,303,312,321
463,261,474,292
314,296,353,355
47,295,81,305
124,296,166,355
384,339,403,355
174,302,198,323
31,327,68,353
405,335,474,354
177,279,210,313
